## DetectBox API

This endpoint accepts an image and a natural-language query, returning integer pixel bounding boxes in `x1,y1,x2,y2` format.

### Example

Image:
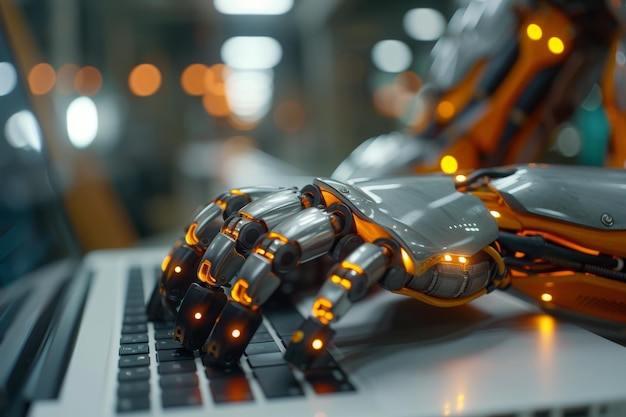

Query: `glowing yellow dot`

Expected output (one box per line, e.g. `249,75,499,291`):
526,24,543,40
541,293,553,302
311,339,323,350
458,256,467,264
437,100,455,119
194,312,202,320
440,155,458,174
548,37,565,54
174,266,182,273
231,329,241,338
455,174,467,182
490,210,501,218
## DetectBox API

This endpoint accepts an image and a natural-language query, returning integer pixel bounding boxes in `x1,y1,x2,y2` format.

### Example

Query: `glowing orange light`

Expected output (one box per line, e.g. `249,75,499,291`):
440,155,458,174
490,210,501,218
161,255,172,272
74,66,103,96
458,256,467,264
181,63,209,96
231,279,253,304
28,63,56,95
202,90,230,117
185,223,199,246
526,24,543,40
194,312,202,320
57,63,79,94
311,339,323,350
128,63,162,97
444,255,453,262
541,293,553,302
231,329,241,338
547,37,565,54
312,298,334,324
437,100,455,119
174,266,182,273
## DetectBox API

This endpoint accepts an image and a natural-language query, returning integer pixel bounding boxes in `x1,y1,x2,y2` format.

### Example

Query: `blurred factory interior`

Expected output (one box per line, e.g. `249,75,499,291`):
1,0,610,249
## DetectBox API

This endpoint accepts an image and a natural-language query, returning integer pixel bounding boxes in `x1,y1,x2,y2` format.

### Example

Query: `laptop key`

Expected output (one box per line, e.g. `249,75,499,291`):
119,343,149,355
118,354,150,368
161,387,202,408
117,396,150,412
204,364,244,380
155,339,182,350
118,366,150,381
253,365,304,399
154,329,175,340
245,341,280,356
159,373,199,389
305,368,355,394
158,361,197,375
157,348,194,362
122,323,148,334
247,352,287,368
210,377,254,403
120,333,148,344
117,381,150,398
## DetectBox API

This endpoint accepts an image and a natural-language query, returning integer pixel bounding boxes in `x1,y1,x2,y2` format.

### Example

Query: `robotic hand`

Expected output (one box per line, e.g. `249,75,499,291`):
150,164,626,369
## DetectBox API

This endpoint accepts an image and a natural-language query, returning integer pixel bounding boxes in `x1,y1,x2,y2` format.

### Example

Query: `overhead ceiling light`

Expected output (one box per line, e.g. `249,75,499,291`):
214,0,293,15
221,36,282,70
403,8,446,41
371,40,413,73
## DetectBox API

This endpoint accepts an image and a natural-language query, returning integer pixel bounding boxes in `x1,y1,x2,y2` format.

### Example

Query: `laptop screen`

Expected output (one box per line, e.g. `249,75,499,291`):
0,18,78,288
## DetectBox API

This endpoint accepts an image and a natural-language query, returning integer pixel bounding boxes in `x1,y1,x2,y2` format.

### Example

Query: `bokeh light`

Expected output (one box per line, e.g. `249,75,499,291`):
28,63,56,95
181,63,209,96
74,66,103,96
128,63,162,96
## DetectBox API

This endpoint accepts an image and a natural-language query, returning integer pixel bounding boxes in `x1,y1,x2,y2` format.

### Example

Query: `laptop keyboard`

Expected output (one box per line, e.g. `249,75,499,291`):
116,266,355,413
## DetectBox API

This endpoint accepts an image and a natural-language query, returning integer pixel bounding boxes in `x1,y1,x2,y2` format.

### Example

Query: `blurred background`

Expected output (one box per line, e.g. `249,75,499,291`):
5,0,461,246
1,0,616,253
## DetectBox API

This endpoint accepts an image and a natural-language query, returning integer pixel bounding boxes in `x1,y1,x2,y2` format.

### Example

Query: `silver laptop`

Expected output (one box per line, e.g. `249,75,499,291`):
2,12,626,417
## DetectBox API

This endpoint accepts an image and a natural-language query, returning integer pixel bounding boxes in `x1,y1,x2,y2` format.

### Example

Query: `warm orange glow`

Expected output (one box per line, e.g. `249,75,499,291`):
526,23,543,40
28,63,56,95
330,275,352,290
437,100,455,120
490,210,501,218
161,255,172,272
181,63,209,96
541,293,553,302
231,279,253,305
174,266,182,273
194,312,202,320
440,155,458,174
274,100,306,133
312,298,334,324
231,329,241,338
128,63,162,96
57,63,79,94
311,339,323,350
74,66,103,96
198,260,215,284
547,37,565,54
400,247,415,275
185,223,199,246
202,90,230,117
340,261,364,275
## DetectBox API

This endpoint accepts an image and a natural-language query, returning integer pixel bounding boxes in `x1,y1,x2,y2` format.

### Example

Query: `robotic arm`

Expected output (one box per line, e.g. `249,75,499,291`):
155,164,626,369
